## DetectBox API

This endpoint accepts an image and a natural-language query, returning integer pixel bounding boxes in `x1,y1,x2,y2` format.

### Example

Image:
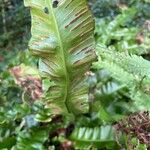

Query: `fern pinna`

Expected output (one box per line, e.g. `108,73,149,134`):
24,0,96,115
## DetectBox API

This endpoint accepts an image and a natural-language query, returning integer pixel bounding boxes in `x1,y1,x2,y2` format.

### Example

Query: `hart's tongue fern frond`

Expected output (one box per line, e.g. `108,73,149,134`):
24,0,96,115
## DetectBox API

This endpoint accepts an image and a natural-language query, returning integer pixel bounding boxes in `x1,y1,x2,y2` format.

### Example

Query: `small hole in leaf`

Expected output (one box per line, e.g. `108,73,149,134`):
53,0,59,8
44,7,49,14
81,102,85,106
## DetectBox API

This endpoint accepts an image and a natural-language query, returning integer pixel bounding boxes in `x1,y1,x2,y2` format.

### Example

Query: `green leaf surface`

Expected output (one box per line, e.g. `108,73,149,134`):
70,125,120,150
14,128,48,150
0,137,16,149
24,0,96,115
94,45,150,112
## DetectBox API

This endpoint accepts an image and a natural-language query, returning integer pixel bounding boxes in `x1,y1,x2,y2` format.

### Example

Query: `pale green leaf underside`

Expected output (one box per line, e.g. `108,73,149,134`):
24,0,96,115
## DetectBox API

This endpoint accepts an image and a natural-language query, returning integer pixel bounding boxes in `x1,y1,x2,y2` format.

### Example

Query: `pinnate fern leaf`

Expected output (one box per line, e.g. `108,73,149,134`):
94,45,150,112
70,125,120,149
24,0,96,115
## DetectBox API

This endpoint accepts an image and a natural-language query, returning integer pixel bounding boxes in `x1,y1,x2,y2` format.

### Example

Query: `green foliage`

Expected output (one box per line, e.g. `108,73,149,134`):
0,0,30,50
24,0,96,115
90,0,150,148
13,127,48,150
70,126,120,149
95,8,150,55
0,0,150,149
92,0,150,117
94,45,150,112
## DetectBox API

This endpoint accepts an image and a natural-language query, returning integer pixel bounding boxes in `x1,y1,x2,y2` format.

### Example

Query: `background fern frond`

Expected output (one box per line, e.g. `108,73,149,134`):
70,125,120,150
94,45,150,112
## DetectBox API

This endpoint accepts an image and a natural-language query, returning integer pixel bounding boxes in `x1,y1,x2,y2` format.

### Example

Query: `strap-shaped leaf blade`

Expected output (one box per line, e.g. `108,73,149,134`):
24,0,96,115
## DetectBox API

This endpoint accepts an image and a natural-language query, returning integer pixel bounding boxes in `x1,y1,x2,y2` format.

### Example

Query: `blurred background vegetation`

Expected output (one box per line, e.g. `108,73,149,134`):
0,0,31,71
0,0,150,149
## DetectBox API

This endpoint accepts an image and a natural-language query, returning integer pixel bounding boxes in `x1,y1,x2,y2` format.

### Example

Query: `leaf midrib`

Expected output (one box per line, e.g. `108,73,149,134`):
49,1,70,113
